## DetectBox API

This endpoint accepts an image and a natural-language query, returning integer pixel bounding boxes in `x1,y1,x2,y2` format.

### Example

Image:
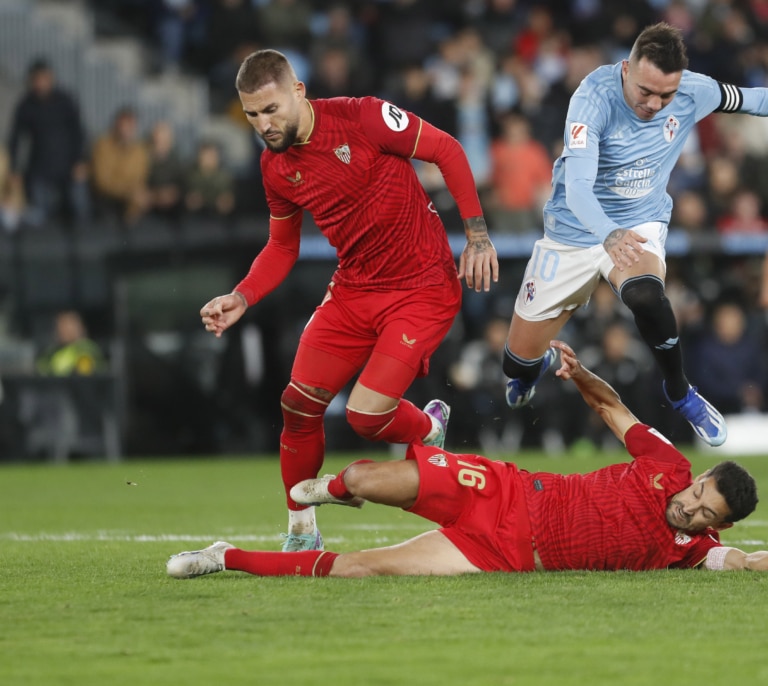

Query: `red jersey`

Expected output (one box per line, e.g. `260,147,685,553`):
523,424,721,571
260,97,463,290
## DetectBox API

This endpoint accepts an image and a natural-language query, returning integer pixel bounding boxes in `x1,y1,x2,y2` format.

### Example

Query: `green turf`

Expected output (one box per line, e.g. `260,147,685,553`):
1,450,767,686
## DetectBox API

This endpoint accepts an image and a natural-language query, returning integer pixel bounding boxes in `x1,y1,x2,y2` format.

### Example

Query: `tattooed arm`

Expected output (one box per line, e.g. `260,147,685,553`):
459,216,498,292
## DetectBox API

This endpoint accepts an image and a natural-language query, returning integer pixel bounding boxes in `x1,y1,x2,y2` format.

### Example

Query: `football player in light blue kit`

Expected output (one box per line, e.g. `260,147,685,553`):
502,22,768,447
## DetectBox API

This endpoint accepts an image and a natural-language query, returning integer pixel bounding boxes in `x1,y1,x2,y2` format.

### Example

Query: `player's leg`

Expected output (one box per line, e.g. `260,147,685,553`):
345,278,461,449
280,343,360,550
166,530,481,579
331,530,482,577
346,355,449,449
291,457,420,509
503,311,569,407
504,237,601,408
609,224,726,446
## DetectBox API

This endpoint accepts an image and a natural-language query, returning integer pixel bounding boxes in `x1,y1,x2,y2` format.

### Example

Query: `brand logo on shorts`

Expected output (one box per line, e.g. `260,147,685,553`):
675,531,692,545
334,143,351,164
427,453,448,467
522,279,536,305
401,333,416,347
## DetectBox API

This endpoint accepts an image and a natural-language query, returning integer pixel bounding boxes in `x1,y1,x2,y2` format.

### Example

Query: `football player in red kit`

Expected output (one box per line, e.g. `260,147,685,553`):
168,340,765,579
199,49,498,551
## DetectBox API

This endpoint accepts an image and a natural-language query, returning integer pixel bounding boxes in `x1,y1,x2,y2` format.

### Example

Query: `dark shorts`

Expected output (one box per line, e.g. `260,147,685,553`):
406,443,535,573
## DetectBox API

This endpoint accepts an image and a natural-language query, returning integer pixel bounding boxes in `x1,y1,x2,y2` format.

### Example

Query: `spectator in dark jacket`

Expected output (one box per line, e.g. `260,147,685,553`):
7,58,90,227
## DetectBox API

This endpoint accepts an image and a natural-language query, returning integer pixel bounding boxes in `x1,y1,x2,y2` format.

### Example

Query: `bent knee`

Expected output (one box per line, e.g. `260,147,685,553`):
346,406,397,440
281,381,331,431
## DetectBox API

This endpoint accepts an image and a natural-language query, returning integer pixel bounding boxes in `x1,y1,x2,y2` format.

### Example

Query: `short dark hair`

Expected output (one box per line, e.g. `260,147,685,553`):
28,57,51,76
236,49,297,94
629,22,688,73
708,461,758,523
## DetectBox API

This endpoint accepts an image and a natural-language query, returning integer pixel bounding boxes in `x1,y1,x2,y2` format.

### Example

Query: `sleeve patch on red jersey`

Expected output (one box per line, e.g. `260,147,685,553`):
381,101,410,132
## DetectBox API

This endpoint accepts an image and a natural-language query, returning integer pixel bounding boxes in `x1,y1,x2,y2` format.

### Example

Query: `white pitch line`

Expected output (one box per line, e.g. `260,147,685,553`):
0,531,426,544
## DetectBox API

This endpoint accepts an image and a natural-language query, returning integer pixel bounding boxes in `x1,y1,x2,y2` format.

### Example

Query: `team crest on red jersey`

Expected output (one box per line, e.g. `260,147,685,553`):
427,453,448,467
334,143,351,164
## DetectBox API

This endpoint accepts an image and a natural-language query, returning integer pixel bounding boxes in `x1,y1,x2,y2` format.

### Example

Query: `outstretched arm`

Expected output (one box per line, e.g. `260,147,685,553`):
551,339,639,444
713,548,768,571
200,212,302,337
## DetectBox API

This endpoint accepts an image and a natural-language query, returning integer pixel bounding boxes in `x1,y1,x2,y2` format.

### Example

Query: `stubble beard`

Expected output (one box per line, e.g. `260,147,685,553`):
263,121,299,153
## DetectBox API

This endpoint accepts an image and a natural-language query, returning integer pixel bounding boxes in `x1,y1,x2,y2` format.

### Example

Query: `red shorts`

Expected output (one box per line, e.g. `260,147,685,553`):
405,443,535,573
293,275,461,397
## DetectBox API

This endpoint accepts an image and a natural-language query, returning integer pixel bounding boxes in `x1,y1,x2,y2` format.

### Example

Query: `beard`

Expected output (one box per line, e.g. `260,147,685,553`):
262,121,299,153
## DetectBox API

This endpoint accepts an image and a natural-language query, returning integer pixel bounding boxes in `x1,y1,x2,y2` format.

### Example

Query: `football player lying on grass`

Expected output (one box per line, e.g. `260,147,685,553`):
167,340,767,579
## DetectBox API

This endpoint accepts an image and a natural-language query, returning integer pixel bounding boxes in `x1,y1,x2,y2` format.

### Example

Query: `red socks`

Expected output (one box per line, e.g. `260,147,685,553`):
327,458,374,499
224,549,339,577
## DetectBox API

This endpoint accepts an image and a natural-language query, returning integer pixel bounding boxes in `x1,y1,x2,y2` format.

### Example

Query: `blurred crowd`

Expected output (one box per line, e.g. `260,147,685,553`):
2,0,768,454
4,0,768,237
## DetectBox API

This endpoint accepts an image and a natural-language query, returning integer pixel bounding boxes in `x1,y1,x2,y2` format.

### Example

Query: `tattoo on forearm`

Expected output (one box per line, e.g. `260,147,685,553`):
464,216,493,250
464,216,488,235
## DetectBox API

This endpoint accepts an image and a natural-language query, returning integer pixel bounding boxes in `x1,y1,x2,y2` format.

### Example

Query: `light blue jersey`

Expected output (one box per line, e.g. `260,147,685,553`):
543,62,768,247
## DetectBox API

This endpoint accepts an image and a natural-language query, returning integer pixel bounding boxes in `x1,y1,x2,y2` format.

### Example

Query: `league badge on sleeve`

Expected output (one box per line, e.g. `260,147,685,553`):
568,122,588,149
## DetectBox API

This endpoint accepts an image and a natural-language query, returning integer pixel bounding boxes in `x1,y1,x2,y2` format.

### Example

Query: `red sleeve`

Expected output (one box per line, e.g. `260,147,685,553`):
624,423,691,468
359,97,483,220
234,212,302,306
412,119,483,220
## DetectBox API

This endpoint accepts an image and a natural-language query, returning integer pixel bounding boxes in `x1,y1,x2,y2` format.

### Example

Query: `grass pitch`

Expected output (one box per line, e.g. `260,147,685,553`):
1,450,767,686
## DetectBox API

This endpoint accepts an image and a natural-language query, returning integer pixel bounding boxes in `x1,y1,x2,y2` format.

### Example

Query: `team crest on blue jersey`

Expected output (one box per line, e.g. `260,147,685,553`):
663,115,679,143
334,143,351,164
522,279,536,305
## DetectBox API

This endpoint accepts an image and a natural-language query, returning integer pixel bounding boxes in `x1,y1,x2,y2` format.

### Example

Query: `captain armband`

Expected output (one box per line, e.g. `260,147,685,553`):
714,83,743,112
704,546,736,570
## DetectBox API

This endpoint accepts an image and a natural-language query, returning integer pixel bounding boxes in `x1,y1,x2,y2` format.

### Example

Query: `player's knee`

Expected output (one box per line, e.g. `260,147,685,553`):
346,406,397,440
341,459,376,493
280,381,329,433
619,275,666,315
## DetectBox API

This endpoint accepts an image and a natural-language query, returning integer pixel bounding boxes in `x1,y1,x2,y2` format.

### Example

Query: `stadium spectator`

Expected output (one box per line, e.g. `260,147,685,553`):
256,0,313,53
716,188,768,234
670,189,710,233
447,316,517,450
143,120,185,222
183,141,235,218
0,146,26,232
488,111,553,234
167,340,766,579
690,301,765,414
6,58,90,227
36,310,106,377
306,47,365,99
197,49,497,552
500,22,768,448
205,0,262,111
90,107,149,226
154,0,209,74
